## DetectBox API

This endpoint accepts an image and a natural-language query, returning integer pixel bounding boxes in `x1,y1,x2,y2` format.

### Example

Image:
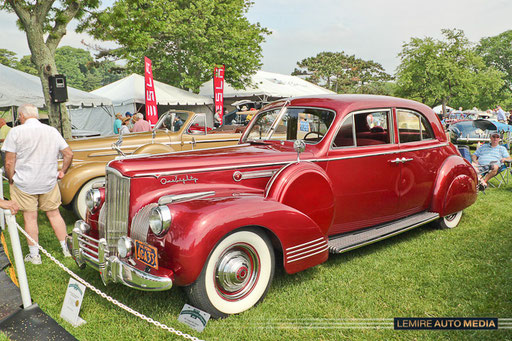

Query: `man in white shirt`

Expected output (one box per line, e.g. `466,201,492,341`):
2,104,73,264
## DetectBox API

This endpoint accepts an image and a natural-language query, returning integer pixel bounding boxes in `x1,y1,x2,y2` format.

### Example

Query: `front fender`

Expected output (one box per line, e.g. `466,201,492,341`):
153,195,328,286
430,155,477,216
59,161,107,205
133,143,175,155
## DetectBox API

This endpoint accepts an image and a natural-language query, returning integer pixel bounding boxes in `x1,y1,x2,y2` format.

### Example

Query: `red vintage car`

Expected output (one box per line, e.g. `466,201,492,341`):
69,95,478,318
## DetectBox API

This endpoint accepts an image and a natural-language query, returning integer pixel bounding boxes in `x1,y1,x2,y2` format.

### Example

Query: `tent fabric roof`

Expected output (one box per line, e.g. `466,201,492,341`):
91,73,212,106
199,70,335,99
0,64,112,108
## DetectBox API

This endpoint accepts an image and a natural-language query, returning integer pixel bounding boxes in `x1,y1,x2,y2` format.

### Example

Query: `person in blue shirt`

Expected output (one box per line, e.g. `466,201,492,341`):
496,106,507,122
113,113,122,134
471,132,511,188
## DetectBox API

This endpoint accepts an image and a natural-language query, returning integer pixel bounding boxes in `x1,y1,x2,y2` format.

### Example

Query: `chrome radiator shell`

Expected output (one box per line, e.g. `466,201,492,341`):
103,167,131,255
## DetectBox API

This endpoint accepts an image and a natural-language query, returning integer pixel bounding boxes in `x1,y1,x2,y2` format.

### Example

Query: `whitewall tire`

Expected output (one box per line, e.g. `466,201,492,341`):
436,210,463,229
186,228,275,318
73,176,105,220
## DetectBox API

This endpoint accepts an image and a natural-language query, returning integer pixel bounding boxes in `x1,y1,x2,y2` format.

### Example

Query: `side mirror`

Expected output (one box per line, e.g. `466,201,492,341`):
293,140,306,162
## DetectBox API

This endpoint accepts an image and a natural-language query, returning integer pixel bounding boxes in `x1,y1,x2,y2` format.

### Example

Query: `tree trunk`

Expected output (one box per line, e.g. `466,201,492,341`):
22,15,72,139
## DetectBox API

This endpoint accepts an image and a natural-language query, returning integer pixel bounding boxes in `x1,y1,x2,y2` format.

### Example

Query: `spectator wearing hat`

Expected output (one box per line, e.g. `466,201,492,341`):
124,112,134,131
113,113,122,134
119,117,131,135
471,132,511,188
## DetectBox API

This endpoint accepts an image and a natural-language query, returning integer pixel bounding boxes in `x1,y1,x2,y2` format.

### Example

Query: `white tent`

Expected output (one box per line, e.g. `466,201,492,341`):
91,74,213,118
199,70,335,102
0,64,115,136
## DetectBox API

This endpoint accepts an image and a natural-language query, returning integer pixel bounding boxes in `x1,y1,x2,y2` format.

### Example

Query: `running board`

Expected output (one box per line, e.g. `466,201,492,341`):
328,211,439,254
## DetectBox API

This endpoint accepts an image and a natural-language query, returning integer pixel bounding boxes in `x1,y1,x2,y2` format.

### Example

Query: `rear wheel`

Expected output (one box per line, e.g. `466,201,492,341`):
435,211,463,229
73,176,105,220
185,228,275,318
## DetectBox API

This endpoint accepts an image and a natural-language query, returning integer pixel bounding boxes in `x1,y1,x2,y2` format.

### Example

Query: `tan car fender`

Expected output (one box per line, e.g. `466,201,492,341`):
132,143,175,155
59,161,107,205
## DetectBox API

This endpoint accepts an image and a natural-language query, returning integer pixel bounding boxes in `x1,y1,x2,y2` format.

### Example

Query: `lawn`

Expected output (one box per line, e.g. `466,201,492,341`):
2,182,511,341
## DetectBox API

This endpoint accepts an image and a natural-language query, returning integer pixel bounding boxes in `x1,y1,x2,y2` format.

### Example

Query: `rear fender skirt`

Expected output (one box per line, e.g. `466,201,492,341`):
430,155,478,216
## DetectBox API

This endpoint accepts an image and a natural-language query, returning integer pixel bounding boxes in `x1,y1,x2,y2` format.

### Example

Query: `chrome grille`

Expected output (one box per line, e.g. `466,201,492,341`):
130,203,158,243
105,167,131,254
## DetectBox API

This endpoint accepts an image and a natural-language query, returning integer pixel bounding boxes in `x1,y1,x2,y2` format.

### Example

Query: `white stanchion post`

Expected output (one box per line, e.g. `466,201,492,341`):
0,167,5,231
5,209,32,309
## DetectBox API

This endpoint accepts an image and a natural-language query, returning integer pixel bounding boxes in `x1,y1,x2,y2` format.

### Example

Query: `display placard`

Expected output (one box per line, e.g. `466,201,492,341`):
60,277,86,327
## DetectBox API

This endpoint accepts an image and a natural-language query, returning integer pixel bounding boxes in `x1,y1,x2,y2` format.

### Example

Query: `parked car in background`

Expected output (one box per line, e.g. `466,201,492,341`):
59,110,242,220
69,95,477,318
447,119,512,145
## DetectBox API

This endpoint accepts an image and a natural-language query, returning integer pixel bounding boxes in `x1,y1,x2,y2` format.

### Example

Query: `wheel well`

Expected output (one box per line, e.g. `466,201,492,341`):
241,225,284,271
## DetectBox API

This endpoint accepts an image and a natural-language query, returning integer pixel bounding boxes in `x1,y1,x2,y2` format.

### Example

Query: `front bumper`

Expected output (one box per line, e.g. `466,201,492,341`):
67,221,173,291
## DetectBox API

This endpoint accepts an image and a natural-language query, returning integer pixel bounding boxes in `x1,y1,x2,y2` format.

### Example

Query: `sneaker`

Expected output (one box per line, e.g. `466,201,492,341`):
24,254,42,265
62,247,71,258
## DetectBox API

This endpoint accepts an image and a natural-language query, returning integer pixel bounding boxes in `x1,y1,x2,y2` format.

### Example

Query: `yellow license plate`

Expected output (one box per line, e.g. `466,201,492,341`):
134,240,158,269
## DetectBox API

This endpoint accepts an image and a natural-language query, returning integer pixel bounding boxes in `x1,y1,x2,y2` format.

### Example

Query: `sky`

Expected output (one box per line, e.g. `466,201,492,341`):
0,0,511,76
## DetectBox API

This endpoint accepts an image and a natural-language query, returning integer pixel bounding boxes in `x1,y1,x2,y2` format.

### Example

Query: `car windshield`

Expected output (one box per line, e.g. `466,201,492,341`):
243,107,335,144
154,112,190,132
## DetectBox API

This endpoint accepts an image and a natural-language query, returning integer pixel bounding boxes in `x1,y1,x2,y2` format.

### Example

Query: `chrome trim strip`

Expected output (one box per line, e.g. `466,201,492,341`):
287,240,327,255
158,191,215,205
285,237,325,251
286,246,329,263
264,162,298,198
72,138,241,153
287,244,328,260
131,142,450,178
233,170,277,181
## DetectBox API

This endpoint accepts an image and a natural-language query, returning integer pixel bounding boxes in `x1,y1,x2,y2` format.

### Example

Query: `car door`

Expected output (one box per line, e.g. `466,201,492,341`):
326,109,401,236
396,109,443,214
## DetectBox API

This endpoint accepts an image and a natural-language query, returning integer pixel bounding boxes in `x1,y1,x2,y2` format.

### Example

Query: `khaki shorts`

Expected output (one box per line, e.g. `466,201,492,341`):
10,184,61,212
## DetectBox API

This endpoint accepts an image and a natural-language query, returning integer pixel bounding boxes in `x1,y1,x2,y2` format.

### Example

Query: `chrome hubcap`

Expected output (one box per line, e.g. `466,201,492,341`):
215,244,259,300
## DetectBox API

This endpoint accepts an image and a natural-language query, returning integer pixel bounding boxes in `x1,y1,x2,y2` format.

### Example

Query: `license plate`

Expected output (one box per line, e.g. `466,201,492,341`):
134,240,158,269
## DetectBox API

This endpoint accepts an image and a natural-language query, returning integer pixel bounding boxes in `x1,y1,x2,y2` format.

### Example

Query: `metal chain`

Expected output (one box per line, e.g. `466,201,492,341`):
14,222,202,341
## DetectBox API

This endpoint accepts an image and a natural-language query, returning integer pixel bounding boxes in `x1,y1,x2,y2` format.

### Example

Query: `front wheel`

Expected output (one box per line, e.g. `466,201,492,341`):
73,176,105,220
435,211,463,229
185,228,275,319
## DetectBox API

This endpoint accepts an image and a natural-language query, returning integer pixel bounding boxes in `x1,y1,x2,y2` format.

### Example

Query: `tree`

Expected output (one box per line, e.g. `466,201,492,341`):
2,0,100,138
476,30,512,104
0,49,18,68
292,51,393,94
79,0,270,92
395,29,505,112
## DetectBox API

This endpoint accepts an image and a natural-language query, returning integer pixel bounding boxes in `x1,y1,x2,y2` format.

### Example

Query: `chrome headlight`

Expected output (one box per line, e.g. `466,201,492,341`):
117,236,133,258
85,189,101,212
149,206,172,236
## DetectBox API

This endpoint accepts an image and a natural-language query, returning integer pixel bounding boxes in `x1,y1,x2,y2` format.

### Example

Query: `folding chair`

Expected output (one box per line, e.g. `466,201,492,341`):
486,142,510,188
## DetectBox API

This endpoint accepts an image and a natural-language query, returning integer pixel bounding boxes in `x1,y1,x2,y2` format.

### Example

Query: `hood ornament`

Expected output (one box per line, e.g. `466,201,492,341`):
112,135,125,156
293,140,306,162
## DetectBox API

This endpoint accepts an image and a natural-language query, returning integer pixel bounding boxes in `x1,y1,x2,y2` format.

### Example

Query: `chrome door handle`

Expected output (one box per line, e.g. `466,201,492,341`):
390,158,402,164
390,157,413,164
401,158,413,163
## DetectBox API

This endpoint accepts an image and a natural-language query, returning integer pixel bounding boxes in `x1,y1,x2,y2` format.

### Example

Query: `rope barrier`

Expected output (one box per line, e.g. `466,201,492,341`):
12,221,202,341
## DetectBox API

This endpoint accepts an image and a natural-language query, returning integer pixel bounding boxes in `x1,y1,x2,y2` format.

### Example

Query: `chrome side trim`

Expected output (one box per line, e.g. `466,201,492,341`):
158,191,215,205
285,237,328,264
233,169,277,182
131,142,450,178
72,138,241,153
264,162,298,198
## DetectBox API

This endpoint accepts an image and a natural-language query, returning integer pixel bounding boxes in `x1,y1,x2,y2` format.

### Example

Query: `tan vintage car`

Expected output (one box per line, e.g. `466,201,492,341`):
59,110,242,220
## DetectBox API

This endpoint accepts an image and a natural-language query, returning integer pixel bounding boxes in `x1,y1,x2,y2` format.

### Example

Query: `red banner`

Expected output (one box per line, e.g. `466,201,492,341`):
144,57,158,126
213,65,225,125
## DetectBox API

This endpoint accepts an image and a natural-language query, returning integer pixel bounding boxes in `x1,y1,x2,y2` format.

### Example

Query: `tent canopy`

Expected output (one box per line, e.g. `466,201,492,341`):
0,64,112,108
91,73,212,106
199,70,335,99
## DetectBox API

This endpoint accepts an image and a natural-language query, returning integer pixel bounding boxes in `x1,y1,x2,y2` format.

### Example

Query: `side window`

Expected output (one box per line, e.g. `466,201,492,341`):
332,115,354,147
332,110,391,148
355,110,391,146
398,109,433,143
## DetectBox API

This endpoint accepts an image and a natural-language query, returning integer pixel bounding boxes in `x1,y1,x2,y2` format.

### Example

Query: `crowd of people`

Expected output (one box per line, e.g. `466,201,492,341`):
113,111,151,135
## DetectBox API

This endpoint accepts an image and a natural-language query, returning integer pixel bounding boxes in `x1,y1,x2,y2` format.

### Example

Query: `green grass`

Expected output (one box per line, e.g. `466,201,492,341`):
2,183,512,341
